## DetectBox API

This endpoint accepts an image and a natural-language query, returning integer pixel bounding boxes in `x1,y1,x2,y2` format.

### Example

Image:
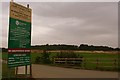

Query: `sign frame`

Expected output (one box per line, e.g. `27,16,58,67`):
8,1,32,68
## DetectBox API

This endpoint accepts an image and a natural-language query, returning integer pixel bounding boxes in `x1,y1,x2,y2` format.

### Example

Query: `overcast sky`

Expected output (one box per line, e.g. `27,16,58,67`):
1,1,118,48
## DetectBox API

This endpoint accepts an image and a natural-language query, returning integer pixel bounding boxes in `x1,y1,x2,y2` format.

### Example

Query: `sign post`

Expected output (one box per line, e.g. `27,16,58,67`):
8,1,32,78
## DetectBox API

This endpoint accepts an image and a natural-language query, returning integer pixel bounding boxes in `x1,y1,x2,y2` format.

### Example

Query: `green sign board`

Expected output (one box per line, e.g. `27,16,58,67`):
8,18,31,48
8,2,32,68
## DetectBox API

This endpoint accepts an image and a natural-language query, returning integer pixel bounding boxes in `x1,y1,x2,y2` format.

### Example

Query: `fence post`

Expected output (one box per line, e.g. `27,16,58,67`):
25,65,27,76
96,58,99,69
14,67,18,78
54,58,55,64
83,58,86,69
114,59,117,70
65,58,67,65
15,67,18,75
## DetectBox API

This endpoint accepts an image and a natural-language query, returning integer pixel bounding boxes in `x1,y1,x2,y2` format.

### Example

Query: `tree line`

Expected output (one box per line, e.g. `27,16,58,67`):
31,44,119,51
1,44,119,52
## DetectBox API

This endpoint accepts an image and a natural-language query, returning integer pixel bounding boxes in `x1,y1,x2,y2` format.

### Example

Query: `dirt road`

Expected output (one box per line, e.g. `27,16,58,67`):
32,64,118,78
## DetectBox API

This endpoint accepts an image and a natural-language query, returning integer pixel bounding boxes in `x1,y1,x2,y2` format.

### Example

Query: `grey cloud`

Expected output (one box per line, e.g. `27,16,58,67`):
33,2,118,30
1,2,118,48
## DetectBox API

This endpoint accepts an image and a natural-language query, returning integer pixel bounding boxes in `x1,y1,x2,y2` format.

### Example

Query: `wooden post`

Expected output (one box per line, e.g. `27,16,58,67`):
80,57,83,68
54,58,56,64
30,64,32,77
114,59,117,69
27,4,29,8
15,67,18,75
65,58,67,65
14,67,18,78
96,58,99,69
8,68,11,78
25,65,27,75
83,58,86,69
26,4,32,78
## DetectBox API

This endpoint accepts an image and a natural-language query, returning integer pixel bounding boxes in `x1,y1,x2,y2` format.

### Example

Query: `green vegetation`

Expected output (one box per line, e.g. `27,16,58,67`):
2,51,118,64
35,50,51,64
33,51,118,71
2,52,15,78
2,51,118,79
31,52,42,63
31,44,119,51
2,52,8,59
55,51,80,58
2,63,15,79
2,44,120,52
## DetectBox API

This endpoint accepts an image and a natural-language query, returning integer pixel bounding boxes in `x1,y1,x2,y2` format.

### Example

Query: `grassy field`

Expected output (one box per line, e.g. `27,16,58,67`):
2,51,119,78
31,51,118,71
2,52,118,62
53,52,118,70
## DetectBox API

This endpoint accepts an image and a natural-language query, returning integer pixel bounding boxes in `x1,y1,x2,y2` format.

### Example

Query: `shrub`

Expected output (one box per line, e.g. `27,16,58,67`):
55,51,80,58
35,50,51,64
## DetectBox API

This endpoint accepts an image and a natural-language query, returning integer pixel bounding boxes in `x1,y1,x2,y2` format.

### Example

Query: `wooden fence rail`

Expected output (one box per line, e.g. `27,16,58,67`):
54,58,84,66
53,58,118,70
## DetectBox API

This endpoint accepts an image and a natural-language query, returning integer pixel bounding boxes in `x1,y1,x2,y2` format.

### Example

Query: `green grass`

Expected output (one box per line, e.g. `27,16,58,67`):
48,52,118,71
2,52,119,72
2,52,15,78
31,52,42,63
2,52,8,59
2,63,15,79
